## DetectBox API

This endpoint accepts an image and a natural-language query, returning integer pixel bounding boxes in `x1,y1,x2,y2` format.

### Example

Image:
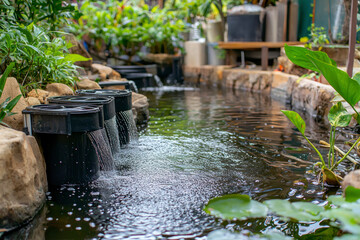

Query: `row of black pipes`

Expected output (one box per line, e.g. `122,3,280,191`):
23,89,137,186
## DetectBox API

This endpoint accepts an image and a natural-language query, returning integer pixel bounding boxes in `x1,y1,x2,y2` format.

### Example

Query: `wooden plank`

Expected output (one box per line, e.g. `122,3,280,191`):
218,41,302,49
261,47,269,70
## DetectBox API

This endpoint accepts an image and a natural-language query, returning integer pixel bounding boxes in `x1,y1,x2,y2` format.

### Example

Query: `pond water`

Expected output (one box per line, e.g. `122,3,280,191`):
6,87,348,239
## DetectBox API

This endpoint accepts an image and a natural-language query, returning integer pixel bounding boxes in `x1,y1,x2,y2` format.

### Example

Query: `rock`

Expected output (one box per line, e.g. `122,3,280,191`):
0,77,27,130
75,78,101,90
342,170,360,190
144,53,176,65
64,34,92,68
132,92,149,124
222,69,272,93
91,64,121,81
289,78,335,119
46,83,74,97
0,126,47,230
278,55,309,76
24,97,41,106
27,89,49,104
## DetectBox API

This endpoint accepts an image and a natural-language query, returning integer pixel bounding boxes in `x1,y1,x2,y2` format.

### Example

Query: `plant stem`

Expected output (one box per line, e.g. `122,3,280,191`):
331,126,336,167
330,137,360,171
328,126,333,168
303,134,326,167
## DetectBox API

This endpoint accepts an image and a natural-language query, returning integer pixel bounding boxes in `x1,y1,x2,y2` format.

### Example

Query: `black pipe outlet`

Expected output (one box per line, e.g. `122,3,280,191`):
47,96,115,121
76,89,132,112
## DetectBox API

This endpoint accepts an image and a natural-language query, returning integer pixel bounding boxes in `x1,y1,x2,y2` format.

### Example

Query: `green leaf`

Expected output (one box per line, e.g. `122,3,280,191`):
204,194,268,220
0,62,15,97
323,208,360,234
281,110,306,135
5,95,21,112
63,54,92,63
285,45,360,107
328,102,352,127
264,199,323,221
345,186,360,203
334,234,360,240
306,54,360,107
284,45,336,71
207,229,292,240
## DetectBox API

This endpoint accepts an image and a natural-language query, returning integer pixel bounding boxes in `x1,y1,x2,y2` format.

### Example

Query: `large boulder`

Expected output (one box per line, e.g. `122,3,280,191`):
132,92,149,124
342,170,360,190
75,78,101,90
46,83,74,97
0,77,27,131
64,34,92,68
0,126,47,230
24,97,41,106
91,64,121,81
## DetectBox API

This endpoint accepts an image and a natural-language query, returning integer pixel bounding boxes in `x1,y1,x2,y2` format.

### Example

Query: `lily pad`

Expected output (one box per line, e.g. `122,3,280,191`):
204,194,268,220
344,186,360,203
264,199,323,221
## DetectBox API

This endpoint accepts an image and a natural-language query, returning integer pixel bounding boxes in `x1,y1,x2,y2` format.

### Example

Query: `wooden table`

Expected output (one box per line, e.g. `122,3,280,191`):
218,41,302,70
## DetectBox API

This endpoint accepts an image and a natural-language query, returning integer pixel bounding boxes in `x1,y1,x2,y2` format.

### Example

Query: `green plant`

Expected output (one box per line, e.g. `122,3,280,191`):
303,24,329,50
281,45,360,185
0,62,21,127
0,0,81,32
204,186,360,239
0,24,90,94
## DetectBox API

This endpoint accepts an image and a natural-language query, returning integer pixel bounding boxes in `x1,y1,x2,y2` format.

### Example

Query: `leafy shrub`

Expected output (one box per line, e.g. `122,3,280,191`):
0,0,81,31
0,24,89,94
72,1,186,62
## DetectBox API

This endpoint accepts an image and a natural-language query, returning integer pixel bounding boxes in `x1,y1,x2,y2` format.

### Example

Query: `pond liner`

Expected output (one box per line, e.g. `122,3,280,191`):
47,96,120,159
23,104,103,186
76,89,137,146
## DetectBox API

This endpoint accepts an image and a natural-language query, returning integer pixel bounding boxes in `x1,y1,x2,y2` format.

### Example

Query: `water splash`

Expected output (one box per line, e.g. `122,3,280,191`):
104,116,121,156
116,110,138,146
154,75,163,88
88,128,114,171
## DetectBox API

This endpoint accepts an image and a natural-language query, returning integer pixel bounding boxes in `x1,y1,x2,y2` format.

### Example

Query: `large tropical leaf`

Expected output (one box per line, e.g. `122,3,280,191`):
328,102,352,127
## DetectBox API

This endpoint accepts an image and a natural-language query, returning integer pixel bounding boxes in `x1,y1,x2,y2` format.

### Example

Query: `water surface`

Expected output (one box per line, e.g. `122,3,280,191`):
7,87,344,239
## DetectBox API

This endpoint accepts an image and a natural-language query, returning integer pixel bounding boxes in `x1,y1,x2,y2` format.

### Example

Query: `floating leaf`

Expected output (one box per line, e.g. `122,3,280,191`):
204,194,268,220
334,234,360,240
207,229,292,240
264,199,323,221
345,186,360,203
328,102,352,127
281,110,306,135
323,208,360,235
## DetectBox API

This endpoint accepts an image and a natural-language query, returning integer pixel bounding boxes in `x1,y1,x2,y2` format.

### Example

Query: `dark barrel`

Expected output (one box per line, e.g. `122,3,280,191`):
23,105,103,185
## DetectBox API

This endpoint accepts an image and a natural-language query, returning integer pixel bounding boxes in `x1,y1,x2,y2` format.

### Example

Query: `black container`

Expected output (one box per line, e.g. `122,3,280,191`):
76,89,132,112
124,73,155,89
23,105,103,185
227,14,264,42
98,80,138,92
76,89,134,145
47,96,115,121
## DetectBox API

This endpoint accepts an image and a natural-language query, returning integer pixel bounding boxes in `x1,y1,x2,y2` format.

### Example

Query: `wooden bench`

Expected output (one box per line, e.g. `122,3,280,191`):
218,41,302,70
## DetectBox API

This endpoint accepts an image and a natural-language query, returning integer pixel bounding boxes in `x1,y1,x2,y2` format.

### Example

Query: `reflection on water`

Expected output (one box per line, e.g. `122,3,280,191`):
6,87,341,239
